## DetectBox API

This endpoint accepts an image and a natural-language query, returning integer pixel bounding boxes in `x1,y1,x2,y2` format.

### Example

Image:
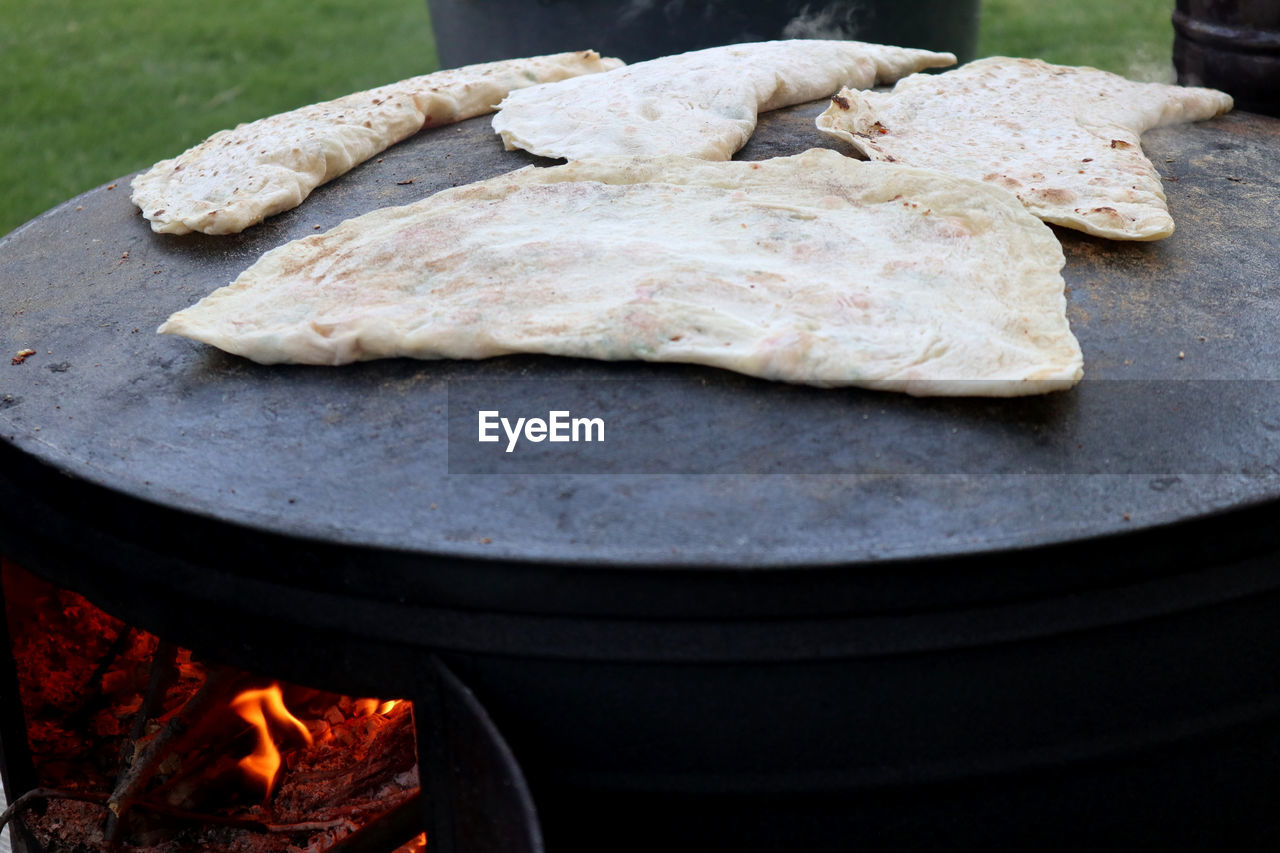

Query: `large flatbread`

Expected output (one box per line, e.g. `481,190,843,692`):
130,51,622,236
491,40,955,161
815,57,1233,240
160,149,1081,397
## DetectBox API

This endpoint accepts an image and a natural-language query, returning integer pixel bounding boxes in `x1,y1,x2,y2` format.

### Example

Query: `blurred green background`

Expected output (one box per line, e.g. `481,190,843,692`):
0,0,1175,237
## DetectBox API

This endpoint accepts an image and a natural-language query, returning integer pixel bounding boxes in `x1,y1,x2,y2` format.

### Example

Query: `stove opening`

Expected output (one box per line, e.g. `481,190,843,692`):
1,557,426,852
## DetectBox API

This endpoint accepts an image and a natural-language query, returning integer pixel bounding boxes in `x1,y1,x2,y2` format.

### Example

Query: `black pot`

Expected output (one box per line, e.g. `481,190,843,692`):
427,0,980,66
1174,0,1280,116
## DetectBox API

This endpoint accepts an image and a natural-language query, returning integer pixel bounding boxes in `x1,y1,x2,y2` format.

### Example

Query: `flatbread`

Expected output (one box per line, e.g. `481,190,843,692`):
491,40,955,161
815,57,1233,240
130,51,623,236
160,149,1081,397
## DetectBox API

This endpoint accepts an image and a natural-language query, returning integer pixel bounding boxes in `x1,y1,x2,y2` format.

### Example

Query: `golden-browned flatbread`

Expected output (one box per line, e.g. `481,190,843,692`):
159,149,1081,397
130,51,623,235
491,40,955,161
816,57,1233,240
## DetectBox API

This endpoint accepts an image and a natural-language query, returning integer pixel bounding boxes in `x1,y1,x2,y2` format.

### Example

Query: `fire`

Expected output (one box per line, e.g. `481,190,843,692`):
352,697,401,716
230,682,313,795
228,685,403,796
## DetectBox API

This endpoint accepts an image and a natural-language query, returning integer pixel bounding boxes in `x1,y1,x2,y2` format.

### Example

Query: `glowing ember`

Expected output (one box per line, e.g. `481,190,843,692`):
230,682,313,795
353,697,402,716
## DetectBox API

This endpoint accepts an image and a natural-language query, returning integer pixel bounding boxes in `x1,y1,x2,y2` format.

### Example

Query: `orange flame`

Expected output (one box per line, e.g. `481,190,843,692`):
230,682,313,794
353,697,402,717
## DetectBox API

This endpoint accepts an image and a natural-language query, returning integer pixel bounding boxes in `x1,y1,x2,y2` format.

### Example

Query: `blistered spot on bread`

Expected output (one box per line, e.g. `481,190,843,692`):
984,173,1023,192
1077,205,1132,227
1029,187,1077,205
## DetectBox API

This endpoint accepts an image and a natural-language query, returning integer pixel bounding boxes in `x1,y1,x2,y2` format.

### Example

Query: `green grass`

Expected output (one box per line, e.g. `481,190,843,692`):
977,0,1175,81
0,0,1176,237
0,0,435,237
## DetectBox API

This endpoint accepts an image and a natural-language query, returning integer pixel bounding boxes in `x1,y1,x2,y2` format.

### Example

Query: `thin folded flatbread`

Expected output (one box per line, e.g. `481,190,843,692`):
815,57,1233,240
491,40,955,161
160,149,1081,397
130,51,623,236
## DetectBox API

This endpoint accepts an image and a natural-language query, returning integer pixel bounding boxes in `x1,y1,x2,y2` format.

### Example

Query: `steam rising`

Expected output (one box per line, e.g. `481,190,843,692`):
618,0,655,28
615,1,870,43
619,0,717,28
782,3,866,41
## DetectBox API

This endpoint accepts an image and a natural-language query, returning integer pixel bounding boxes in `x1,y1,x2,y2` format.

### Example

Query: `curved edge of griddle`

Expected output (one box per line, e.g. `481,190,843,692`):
4,434,1280,669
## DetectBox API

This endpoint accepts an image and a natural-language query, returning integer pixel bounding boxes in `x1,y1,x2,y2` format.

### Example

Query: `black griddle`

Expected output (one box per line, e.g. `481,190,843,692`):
3,105,1280,580
3,102,1280,851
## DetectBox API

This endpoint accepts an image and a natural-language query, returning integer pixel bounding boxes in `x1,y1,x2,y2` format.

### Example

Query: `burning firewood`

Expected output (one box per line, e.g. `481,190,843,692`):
4,561,423,852
105,662,243,842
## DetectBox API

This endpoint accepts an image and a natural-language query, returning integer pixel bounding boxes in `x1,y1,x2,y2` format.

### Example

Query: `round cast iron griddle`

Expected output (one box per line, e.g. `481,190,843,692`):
1,101,1279,629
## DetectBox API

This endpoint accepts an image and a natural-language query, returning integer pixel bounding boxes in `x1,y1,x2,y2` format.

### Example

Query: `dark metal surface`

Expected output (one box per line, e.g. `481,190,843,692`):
2,103,1279,589
1175,0,1280,116
3,105,1280,849
0,573,39,853
413,656,543,853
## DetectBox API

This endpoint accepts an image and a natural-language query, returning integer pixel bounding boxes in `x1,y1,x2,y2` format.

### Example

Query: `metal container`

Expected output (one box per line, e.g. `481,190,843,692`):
427,0,980,66
1174,0,1280,116
3,101,1280,852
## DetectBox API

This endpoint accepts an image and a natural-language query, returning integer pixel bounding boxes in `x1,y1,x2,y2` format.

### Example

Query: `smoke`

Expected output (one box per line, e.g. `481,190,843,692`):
1125,48,1176,84
618,0,706,28
617,0,656,28
781,3,866,41
610,0,874,55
